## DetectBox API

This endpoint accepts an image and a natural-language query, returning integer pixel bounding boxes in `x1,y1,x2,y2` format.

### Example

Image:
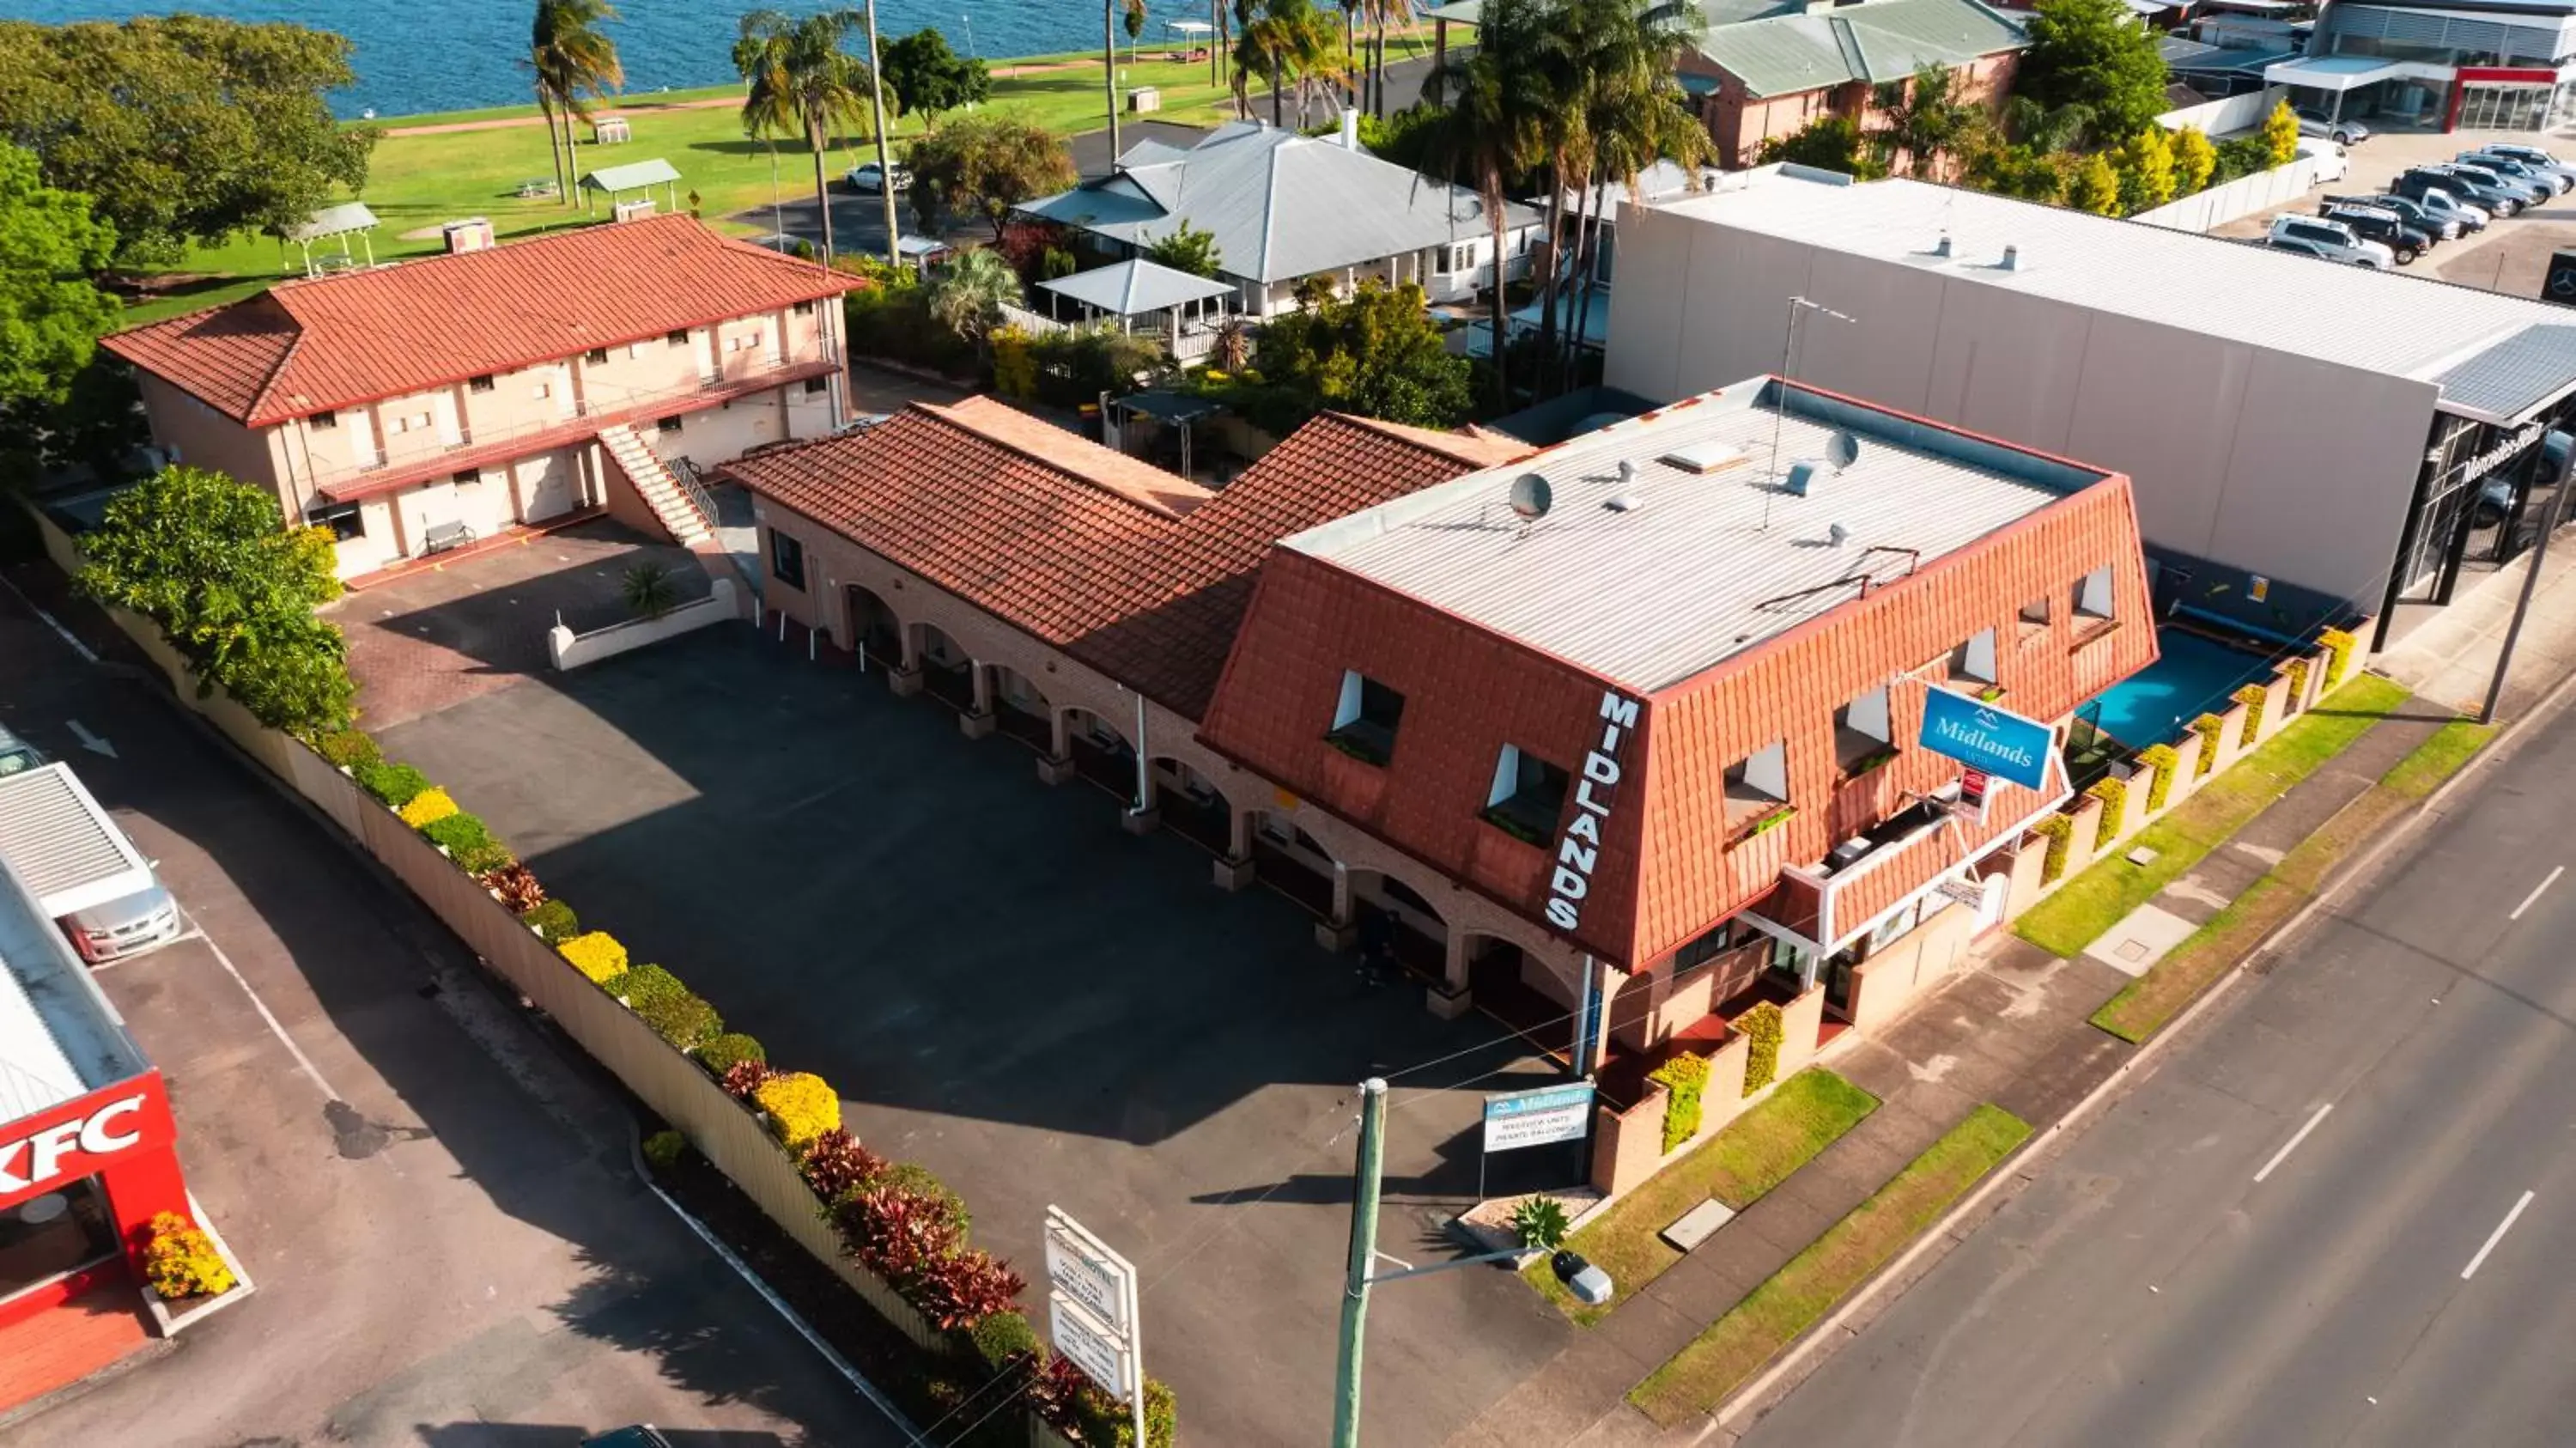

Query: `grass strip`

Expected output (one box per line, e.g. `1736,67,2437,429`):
2379,718,2492,800
1627,1104,2032,1426
1522,1069,1877,1326
2014,673,2410,958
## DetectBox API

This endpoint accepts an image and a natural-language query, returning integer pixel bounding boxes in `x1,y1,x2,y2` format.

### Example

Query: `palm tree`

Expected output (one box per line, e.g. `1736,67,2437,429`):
1558,0,1711,386
1420,0,1546,408
734,9,876,264
1233,0,1344,128
528,0,624,207
927,247,1024,344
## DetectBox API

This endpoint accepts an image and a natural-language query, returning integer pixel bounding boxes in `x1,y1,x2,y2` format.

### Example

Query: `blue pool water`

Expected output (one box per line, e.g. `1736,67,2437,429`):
2086,626,2281,749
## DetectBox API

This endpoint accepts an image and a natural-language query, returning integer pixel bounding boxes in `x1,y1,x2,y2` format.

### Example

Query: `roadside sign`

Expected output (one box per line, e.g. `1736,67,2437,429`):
1483,1083,1595,1153
1918,688,2053,792
1049,1291,1134,1397
1044,1207,1144,1441
1044,1223,1132,1335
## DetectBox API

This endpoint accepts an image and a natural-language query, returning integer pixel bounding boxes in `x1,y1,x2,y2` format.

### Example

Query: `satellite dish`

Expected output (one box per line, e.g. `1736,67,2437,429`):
1826,429,1861,472
1509,472,1554,520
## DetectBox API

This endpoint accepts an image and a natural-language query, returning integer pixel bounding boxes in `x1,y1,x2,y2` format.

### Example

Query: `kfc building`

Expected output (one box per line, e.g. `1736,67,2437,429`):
0,851,192,1329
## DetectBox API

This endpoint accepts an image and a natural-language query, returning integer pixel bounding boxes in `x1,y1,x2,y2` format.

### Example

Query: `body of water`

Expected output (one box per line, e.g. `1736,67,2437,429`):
20,1,1224,119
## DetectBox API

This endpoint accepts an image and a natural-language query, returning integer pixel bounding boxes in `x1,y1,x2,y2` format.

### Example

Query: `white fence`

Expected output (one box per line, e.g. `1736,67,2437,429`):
547,578,740,670
2157,84,2287,138
2131,154,2321,233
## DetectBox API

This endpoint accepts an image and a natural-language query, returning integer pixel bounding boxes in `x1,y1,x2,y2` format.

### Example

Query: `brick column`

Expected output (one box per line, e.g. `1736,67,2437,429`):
887,621,925,697
1315,862,1358,951
1036,707,1077,786
1428,928,1473,1019
1212,807,1256,891
959,661,997,739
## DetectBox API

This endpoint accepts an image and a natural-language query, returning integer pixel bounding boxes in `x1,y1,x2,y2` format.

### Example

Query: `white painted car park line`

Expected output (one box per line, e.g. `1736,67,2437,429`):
2461,1189,2536,1280
2253,1103,2335,1184
183,907,342,1102
2509,865,2563,920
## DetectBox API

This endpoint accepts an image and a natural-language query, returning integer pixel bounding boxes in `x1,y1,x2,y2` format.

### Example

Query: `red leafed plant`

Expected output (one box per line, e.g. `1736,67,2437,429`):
910,1247,1025,1330
720,1059,777,1101
800,1129,889,1205
835,1183,966,1283
481,863,546,913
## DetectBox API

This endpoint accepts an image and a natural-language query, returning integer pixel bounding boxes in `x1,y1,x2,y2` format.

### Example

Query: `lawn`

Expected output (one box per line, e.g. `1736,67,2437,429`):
1521,1068,1878,1326
2379,718,2493,800
1627,1104,2033,1427
2014,672,2412,958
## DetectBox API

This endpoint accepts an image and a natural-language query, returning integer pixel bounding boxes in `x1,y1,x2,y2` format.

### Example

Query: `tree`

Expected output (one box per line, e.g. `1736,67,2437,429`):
1221,279,1475,429
1419,0,1546,408
529,0,623,210
76,465,355,735
0,143,118,411
2117,127,2176,211
736,9,875,264
905,112,1076,241
881,27,988,128
926,247,1024,344
1143,221,1224,277
2173,125,2216,194
2263,99,2299,168
1758,116,1887,179
1964,140,2067,204
1235,0,1345,128
1874,64,1978,179
2003,95,2093,155
0,17,376,269
2067,152,2123,216
2017,0,2168,142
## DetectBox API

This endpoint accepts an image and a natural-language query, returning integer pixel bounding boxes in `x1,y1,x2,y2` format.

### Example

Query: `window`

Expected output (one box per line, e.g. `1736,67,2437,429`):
1326,671,1406,765
1950,628,1997,685
769,529,806,589
728,331,768,354
532,380,553,399
309,410,337,430
2017,595,2050,636
305,500,365,541
667,330,691,347
1725,739,1788,826
656,416,683,435
1482,745,1570,843
793,300,816,316
1865,898,1923,954
1675,920,1742,971
468,374,495,392
584,347,611,364
2074,566,2114,622
1833,683,1893,773
452,469,480,486
803,375,830,395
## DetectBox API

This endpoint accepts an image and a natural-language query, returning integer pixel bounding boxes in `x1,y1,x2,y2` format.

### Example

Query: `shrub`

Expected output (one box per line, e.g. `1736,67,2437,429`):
1037,1359,1177,1448
2318,627,2356,691
314,727,380,770
2034,813,2075,885
607,962,688,1009
2192,713,2227,777
642,1129,687,1171
835,1182,964,1284
636,985,722,1049
621,561,681,620
2234,682,2269,745
721,1058,778,1101
2139,743,2179,813
1649,1051,1712,1154
971,1309,1042,1371
2286,657,2312,712
1740,1002,1785,1097
399,787,459,828
800,1127,890,1203
521,898,580,944
697,1032,766,1077
1510,1195,1571,1250
483,863,546,913
142,1212,236,1300
910,1247,1026,1331
355,760,432,807
756,1072,841,1152
422,811,513,873
2087,776,2128,853
884,1160,970,1237
558,932,629,985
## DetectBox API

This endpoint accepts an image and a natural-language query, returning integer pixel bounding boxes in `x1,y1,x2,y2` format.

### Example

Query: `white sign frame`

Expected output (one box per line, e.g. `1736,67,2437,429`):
1045,1207,1146,1441
1482,1083,1595,1153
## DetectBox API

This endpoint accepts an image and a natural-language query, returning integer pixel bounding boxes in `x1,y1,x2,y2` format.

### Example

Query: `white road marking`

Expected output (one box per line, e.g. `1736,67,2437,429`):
2511,866,2565,921
2462,1189,2537,1280
0,569,98,663
66,720,117,757
185,909,340,1102
2254,1103,2336,1183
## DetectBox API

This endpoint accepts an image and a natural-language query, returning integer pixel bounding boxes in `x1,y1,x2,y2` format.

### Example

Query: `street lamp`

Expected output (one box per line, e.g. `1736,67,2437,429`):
1330,1079,1613,1448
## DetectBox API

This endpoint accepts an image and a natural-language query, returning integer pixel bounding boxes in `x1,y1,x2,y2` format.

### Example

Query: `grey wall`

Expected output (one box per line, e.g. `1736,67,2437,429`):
1605,202,2440,630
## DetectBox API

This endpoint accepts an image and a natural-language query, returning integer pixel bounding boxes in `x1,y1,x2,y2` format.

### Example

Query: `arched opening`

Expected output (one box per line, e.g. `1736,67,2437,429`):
1247,811,1338,919
991,666,1053,751
1149,757,1230,854
845,584,901,669
914,623,974,710
1061,707,1134,798
1351,869,1449,984
1457,931,1575,1059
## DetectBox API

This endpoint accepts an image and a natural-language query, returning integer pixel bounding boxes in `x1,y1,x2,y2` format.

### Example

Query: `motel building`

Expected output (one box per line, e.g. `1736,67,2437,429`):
732,379,2154,1192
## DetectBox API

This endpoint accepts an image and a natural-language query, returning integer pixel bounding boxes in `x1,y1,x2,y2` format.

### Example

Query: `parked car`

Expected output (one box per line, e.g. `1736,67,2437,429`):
2401,166,2521,217
2321,204,2433,263
0,726,38,778
2293,106,2371,145
2459,150,2572,197
2265,215,2393,269
2434,161,2547,210
845,161,911,193
2475,143,2576,189
2324,192,2459,240
2294,137,2348,185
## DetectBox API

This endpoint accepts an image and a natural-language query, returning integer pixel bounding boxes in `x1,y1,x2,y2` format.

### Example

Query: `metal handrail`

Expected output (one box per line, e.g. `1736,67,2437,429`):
666,455,722,532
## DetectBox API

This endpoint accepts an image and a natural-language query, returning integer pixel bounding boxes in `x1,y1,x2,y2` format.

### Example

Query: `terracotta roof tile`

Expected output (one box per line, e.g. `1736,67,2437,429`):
103,215,854,426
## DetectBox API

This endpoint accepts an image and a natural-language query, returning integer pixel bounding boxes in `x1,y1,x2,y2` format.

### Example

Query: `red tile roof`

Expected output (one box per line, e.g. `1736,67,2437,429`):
103,215,854,427
721,398,1528,718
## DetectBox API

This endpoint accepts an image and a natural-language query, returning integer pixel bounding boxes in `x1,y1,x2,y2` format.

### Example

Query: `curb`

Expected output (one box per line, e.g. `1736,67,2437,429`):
1709,668,2576,1440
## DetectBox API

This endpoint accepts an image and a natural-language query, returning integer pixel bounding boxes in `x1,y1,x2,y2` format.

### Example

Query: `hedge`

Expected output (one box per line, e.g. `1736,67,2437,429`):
2139,743,2179,813
755,1072,841,1152
2285,657,2311,712
2318,626,2356,691
642,1129,687,1171
2191,713,2227,778
522,898,580,944
422,811,514,873
970,1309,1040,1372
558,932,630,985
142,1212,236,1300
314,727,380,770
355,760,432,807
1740,1001,1785,1097
2086,776,2127,854
398,787,459,828
2033,813,2074,885
696,1032,767,1075
1649,1051,1711,1154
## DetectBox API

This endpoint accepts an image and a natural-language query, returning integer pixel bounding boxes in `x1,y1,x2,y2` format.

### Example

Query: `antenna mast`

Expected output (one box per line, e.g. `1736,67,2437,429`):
1763,295,1856,532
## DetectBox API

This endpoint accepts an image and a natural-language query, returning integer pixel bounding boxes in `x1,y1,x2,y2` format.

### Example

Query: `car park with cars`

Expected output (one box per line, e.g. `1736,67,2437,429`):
2293,106,2370,145
2323,192,2459,241
2399,166,2523,216
2458,150,2571,197
2473,143,2576,188
2320,204,2433,263
2265,215,2394,269
2434,161,2548,209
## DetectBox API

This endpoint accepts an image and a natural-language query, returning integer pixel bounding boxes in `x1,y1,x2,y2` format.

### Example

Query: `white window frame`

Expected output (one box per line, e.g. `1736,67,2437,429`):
2076,566,2114,620
1953,628,1997,684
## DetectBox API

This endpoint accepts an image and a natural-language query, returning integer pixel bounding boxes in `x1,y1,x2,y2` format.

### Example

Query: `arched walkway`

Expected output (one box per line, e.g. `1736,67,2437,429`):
991,666,1053,751
843,584,902,671
1149,757,1231,854
1351,867,1449,983
914,623,974,710
1060,706,1136,798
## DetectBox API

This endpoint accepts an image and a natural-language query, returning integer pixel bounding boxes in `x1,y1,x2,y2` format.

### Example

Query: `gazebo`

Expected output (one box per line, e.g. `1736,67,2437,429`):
578,157,683,216
284,202,380,277
591,113,632,144
1036,258,1234,340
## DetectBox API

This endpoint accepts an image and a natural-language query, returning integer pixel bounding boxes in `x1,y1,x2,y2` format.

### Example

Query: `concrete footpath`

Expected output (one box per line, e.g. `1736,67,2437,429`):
1443,681,2454,1448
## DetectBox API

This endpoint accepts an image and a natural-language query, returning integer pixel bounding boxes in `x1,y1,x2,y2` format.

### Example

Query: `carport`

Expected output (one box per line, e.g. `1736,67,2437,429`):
2264,54,2440,126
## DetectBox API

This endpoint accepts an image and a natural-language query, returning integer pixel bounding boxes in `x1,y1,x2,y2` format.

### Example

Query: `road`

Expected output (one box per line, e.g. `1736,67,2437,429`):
1742,704,2576,1447
0,574,902,1448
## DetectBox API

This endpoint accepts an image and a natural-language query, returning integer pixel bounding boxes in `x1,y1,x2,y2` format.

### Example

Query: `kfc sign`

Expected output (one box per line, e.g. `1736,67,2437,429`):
0,1084,164,1206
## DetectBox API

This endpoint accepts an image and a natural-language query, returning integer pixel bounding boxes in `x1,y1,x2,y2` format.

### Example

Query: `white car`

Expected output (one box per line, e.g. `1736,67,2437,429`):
845,161,911,194
2266,215,2393,270
2293,106,2371,146
2295,137,2347,185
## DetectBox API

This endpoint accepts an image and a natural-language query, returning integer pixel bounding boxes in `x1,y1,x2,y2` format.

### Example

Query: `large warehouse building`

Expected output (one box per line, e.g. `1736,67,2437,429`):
1603,168,2576,648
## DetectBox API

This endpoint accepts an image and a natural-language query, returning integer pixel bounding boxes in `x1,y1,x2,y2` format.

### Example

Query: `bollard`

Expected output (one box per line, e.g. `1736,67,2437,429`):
808,624,817,662
776,608,787,642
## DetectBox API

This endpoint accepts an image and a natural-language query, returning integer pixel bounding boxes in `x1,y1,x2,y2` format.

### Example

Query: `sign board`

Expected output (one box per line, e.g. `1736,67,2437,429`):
1050,1291,1134,1396
1918,688,2053,792
1044,1208,1142,1425
0,1075,174,1211
1934,875,1987,910
1044,1222,1132,1335
1483,1083,1595,1153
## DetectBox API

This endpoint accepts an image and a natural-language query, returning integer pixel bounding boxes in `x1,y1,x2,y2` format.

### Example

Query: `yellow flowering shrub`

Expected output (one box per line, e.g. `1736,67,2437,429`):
398,787,459,828
143,1212,237,1300
755,1072,841,1153
557,931,630,984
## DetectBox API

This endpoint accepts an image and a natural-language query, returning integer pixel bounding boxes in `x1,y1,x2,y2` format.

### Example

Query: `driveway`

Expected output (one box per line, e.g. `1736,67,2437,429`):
0,577,902,1448
374,626,1575,1447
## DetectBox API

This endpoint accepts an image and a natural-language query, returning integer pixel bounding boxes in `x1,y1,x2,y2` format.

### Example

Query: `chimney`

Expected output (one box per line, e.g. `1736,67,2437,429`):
1340,107,1360,150
2000,243,2023,271
443,216,495,254
1932,233,1953,259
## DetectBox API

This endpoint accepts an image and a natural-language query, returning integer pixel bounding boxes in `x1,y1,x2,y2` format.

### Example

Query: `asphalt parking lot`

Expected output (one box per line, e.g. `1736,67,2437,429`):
0,574,900,1448
375,624,1576,1448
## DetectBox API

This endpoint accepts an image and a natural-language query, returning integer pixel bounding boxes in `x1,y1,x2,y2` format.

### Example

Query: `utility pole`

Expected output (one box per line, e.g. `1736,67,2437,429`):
1331,1078,1388,1448
2481,441,2575,723
1106,0,1122,167
864,0,899,269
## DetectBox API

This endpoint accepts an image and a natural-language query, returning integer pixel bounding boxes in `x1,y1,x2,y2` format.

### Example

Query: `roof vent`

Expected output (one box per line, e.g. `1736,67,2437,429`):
1615,459,1637,487
1827,522,1850,547
1606,493,1642,513
2000,243,2023,271
1785,460,1822,496
1661,441,1748,475
1932,233,1953,259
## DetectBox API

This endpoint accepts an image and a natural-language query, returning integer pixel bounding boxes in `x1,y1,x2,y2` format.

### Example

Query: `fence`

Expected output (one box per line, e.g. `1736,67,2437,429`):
549,578,741,670
2131,154,2322,233
2156,84,2287,138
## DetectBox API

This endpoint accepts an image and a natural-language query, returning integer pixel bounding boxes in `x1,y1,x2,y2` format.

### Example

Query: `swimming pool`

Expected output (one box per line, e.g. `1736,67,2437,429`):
2084,625,2281,749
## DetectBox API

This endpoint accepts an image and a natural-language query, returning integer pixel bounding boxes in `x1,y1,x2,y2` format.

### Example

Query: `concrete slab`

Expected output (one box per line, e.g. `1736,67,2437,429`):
1660,1198,1738,1252
1590,1288,1709,1370
2084,902,2201,977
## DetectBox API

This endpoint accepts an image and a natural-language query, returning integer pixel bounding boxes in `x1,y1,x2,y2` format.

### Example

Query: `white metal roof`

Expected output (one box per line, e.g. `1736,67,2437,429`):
1646,172,2576,414
0,764,156,920
0,851,148,1123
1285,377,2106,691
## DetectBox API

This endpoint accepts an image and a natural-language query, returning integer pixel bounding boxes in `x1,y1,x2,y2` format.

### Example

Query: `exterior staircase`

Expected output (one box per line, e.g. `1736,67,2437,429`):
597,421,714,546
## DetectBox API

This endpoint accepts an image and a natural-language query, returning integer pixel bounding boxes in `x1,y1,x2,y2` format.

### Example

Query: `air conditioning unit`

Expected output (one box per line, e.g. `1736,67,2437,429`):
612,198,656,222
443,217,495,253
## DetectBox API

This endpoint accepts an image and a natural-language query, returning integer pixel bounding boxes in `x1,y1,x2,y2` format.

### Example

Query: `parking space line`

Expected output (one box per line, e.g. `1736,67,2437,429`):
2510,865,2564,921
2254,1103,2335,1183
185,909,340,1102
2462,1189,2537,1280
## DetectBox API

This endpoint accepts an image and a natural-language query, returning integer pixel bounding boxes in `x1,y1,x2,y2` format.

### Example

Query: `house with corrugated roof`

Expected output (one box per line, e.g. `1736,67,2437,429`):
1678,0,2029,167
1016,119,1545,319
103,214,856,582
